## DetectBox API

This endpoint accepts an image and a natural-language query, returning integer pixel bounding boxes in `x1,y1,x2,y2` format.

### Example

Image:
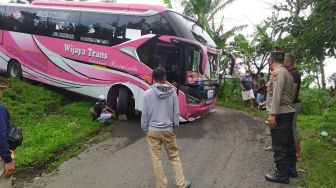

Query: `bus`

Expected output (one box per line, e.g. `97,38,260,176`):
0,1,235,122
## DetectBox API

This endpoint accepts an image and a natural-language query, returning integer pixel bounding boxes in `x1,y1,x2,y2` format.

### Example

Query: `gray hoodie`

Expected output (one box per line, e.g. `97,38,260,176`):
141,83,179,132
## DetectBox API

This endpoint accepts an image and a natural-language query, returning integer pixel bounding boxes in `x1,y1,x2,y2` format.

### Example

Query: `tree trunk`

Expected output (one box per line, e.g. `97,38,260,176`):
315,72,321,90
320,62,326,89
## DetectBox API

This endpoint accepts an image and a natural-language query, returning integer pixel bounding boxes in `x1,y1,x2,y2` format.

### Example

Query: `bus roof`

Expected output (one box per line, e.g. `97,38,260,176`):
31,0,168,13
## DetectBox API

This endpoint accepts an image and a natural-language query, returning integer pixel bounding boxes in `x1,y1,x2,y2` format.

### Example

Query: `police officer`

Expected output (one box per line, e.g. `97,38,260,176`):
265,51,297,184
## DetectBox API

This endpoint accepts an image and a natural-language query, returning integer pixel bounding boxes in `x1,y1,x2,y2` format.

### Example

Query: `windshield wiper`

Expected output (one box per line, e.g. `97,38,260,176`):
192,31,208,45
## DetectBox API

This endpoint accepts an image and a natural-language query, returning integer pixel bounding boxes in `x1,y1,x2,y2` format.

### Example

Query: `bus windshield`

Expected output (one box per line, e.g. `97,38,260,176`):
165,11,217,48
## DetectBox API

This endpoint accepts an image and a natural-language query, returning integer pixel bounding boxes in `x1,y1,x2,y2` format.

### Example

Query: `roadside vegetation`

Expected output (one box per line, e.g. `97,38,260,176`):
0,78,106,173
217,79,336,187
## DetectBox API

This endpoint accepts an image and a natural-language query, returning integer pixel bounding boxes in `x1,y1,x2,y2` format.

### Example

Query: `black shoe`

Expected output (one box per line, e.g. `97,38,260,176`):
265,171,289,184
288,168,298,178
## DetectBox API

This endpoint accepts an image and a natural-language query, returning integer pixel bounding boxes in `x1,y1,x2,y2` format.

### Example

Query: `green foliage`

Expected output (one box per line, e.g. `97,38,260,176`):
232,25,272,73
181,0,240,49
163,0,172,8
297,113,336,187
297,133,336,188
217,78,242,107
1,79,100,168
320,106,336,138
182,0,235,31
299,88,335,115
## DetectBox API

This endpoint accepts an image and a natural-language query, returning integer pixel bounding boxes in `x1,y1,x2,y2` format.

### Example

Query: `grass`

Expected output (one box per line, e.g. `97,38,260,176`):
0,78,103,170
218,100,336,188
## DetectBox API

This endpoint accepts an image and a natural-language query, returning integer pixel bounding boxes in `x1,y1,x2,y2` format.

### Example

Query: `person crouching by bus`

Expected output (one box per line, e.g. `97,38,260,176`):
0,85,15,188
90,95,115,124
141,68,191,188
265,51,297,184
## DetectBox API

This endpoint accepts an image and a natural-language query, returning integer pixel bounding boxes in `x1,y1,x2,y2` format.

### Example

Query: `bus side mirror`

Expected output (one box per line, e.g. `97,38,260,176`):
223,51,236,76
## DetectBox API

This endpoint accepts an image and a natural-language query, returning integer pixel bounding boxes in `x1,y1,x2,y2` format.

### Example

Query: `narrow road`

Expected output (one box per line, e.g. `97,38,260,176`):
26,107,297,188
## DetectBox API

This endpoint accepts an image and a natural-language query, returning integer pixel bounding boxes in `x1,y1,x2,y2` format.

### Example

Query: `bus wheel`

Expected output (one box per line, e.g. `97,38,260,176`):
7,60,22,79
117,87,129,115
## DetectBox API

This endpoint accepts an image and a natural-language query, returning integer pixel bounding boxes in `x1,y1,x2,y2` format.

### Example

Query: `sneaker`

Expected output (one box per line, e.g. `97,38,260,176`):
264,146,273,151
184,180,191,188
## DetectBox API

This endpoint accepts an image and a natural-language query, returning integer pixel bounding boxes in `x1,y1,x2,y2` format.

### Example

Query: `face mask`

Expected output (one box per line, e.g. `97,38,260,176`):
245,73,250,76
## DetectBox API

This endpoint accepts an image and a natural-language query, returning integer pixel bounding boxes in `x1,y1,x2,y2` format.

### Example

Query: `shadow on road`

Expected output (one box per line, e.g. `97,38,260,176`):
110,114,208,150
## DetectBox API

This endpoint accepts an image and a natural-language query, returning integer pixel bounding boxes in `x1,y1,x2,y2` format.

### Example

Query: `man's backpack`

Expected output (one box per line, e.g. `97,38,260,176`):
8,123,23,150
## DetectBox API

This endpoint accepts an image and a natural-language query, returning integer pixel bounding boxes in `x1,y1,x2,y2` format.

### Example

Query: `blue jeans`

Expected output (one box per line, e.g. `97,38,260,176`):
97,112,112,123
256,93,265,105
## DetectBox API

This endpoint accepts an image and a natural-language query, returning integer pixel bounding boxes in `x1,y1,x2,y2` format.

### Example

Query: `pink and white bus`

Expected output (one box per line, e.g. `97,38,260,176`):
0,1,234,122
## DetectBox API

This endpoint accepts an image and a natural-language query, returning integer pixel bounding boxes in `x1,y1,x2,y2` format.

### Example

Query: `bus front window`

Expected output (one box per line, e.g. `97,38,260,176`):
185,47,202,84
208,54,219,79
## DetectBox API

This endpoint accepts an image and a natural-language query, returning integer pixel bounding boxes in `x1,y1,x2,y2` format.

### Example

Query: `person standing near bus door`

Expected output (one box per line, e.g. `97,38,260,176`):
141,68,191,188
284,54,302,161
0,85,15,188
256,72,266,108
240,69,256,110
265,51,297,184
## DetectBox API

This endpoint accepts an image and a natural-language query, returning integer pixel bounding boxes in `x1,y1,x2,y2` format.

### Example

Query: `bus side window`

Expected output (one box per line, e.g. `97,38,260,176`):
117,15,143,41
4,6,32,33
116,14,161,42
78,12,118,46
0,6,5,30
42,9,80,40
28,8,50,36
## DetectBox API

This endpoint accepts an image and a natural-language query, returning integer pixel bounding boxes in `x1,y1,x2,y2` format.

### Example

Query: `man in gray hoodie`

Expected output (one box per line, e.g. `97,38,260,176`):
141,68,191,188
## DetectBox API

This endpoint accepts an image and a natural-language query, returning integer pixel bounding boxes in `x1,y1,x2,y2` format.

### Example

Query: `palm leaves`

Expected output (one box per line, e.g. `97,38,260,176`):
181,0,243,49
182,0,234,25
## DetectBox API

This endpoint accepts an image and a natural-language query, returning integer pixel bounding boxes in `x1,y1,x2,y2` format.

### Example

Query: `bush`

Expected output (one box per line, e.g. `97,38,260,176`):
300,88,334,115
217,78,242,107
319,106,336,138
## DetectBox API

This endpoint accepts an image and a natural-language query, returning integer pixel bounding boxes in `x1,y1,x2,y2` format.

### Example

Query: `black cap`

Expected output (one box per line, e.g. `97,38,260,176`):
270,51,285,63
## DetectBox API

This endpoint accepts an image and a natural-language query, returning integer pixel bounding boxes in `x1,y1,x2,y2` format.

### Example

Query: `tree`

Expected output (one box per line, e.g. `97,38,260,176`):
232,24,274,74
181,0,235,35
329,73,336,88
271,0,336,89
163,0,172,8
180,0,245,77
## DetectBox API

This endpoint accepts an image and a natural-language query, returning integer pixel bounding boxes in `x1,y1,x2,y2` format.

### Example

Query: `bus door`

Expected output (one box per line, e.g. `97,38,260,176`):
0,6,5,45
160,36,204,85
0,29,3,45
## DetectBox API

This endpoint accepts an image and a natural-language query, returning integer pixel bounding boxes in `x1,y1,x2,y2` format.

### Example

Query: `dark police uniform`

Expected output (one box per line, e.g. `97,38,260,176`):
269,65,296,180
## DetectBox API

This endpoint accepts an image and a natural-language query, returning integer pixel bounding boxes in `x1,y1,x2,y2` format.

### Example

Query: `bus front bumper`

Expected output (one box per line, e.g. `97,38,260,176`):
185,99,216,121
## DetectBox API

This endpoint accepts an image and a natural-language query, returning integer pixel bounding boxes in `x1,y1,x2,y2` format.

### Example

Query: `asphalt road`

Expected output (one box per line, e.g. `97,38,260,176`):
26,107,297,188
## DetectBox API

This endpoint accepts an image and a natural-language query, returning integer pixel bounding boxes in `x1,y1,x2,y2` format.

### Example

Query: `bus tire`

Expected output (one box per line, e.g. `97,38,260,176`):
7,60,22,79
117,87,129,115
